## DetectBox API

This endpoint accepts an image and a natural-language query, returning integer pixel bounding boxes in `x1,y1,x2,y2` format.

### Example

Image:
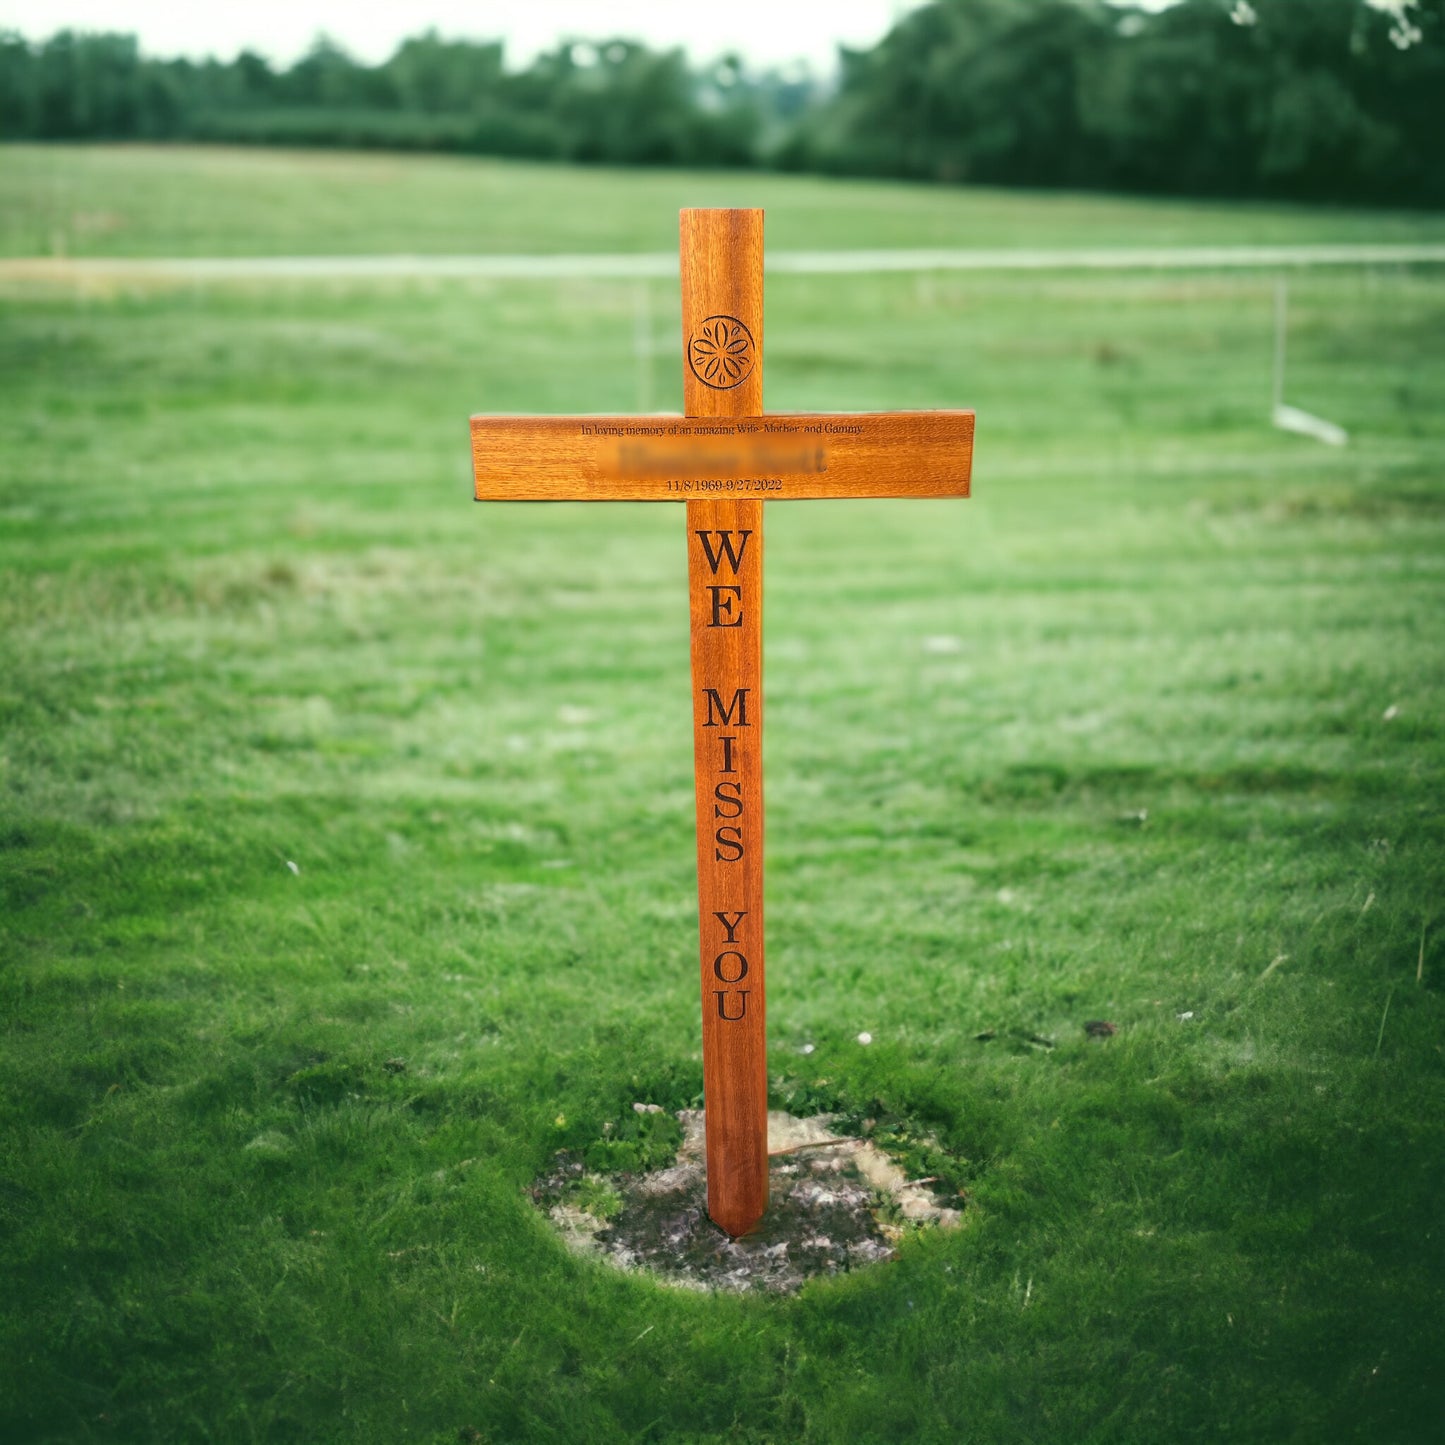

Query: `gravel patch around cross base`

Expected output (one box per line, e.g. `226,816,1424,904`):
531,1110,964,1294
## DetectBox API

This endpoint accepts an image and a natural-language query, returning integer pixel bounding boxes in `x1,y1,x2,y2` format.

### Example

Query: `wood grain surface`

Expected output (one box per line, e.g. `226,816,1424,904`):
469,411,974,502
683,210,769,1238
466,206,974,1238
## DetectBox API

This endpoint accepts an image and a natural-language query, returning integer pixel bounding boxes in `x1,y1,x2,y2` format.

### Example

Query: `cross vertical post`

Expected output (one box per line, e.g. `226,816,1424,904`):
681,210,768,1236
469,208,973,1240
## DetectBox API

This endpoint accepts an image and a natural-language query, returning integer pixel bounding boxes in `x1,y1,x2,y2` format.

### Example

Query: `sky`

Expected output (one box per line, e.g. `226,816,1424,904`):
0,0,932,75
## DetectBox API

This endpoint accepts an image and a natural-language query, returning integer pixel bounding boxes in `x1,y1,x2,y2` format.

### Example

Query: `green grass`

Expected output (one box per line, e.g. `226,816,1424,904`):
6,143,1445,258
2,146,1444,1443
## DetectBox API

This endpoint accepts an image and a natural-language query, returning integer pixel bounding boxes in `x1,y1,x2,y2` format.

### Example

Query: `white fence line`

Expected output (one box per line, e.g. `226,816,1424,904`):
772,243,1445,273
3,243,1444,283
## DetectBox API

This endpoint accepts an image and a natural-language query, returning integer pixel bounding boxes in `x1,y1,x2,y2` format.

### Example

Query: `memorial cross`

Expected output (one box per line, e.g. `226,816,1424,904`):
471,209,974,1237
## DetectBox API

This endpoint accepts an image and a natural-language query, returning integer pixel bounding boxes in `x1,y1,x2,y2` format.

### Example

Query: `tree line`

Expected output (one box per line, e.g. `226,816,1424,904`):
1,0,1441,206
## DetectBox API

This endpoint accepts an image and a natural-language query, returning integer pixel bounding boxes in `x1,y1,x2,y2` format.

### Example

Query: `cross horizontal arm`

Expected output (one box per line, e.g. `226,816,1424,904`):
471,411,973,502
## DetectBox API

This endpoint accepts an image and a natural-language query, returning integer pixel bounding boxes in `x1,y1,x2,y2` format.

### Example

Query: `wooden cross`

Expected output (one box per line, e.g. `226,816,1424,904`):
471,209,973,1237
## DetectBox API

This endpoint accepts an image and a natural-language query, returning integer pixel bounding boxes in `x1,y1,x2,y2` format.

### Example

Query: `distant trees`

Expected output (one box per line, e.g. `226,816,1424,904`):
794,0,1444,205
785,0,1108,186
1,29,167,138
1,2,1441,206
0,28,777,166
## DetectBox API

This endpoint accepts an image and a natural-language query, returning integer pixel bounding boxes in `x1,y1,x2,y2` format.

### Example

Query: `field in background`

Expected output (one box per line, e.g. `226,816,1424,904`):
6,144,1445,259
2,147,1443,1443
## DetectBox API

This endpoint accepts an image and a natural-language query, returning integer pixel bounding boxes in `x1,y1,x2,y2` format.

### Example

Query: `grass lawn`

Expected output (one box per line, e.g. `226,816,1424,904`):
2,145,1443,1443
6,143,1445,258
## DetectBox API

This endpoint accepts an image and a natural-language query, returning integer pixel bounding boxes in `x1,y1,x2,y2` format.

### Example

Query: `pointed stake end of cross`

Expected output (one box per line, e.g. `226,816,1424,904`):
708,1179,768,1239
713,1207,766,1240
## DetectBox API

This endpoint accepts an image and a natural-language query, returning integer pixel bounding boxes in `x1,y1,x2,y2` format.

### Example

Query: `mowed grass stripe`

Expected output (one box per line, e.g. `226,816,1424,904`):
6,143,1445,259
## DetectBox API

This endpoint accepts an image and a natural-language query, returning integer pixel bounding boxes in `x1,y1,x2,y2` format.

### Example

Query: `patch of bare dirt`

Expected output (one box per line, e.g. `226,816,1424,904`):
531,1109,963,1294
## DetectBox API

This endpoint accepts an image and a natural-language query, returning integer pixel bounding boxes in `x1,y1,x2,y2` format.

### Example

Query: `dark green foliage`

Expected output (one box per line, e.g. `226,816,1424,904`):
0,28,773,171
4,2,1445,203
800,0,1445,205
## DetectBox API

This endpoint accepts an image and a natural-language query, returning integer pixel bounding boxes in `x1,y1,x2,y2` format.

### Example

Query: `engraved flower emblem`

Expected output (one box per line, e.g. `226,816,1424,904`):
689,314,755,390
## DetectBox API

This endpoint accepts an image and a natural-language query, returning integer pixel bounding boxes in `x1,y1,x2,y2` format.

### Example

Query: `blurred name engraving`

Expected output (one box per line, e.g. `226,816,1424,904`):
575,421,876,492
579,421,868,481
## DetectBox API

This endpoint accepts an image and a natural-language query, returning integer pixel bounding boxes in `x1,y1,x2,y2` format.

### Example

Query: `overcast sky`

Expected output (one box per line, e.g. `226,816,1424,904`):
0,1,935,74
